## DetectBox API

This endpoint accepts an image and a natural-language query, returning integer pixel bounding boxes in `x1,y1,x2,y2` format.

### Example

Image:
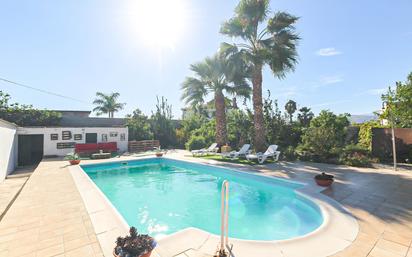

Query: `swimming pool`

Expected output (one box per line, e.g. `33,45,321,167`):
81,158,323,241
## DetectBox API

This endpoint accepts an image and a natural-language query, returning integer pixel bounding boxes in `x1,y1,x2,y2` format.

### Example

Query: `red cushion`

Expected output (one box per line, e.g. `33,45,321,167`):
75,143,98,151
98,142,118,151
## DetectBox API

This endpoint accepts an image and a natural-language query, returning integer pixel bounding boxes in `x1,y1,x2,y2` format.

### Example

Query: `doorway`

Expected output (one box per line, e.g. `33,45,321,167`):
85,133,97,143
18,134,44,166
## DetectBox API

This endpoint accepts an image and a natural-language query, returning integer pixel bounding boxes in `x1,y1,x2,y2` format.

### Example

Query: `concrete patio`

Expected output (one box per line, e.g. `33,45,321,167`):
0,150,411,257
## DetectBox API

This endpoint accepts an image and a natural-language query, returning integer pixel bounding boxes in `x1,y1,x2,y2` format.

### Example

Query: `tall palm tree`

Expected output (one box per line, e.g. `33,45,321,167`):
220,0,300,151
181,54,250,146
92,92,126,118
285,100,297,123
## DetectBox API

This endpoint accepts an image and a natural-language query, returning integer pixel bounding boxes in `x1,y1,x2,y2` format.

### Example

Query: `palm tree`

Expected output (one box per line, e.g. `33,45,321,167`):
285,100,297,123
297,107,314,127
92,92,126,118
181,54,250,146
220,0,299,151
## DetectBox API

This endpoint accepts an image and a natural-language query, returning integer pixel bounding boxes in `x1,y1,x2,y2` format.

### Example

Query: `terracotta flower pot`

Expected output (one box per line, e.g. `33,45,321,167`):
69,160,81,165
155,152,163,157
314,172,334,187
315,178,333,187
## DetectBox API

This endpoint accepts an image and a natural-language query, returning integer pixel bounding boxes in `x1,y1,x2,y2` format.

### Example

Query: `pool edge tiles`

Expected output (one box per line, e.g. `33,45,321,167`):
70,156,359,257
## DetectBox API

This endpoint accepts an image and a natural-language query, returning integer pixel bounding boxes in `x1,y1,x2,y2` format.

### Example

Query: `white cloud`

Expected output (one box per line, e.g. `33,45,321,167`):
316,47,342,56
320,75,344,85
366,88,386,95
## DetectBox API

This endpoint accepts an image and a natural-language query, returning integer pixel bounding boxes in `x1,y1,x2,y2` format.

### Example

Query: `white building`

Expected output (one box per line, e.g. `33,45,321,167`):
0,110,129,182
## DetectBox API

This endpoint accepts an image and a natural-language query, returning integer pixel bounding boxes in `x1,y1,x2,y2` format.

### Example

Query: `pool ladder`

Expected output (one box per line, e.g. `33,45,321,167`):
219,180,233,257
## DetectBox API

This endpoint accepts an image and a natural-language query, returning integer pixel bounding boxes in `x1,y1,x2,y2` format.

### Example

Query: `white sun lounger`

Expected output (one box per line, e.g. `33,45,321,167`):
246,144,280,164
221,144,251,160
191,143,219,156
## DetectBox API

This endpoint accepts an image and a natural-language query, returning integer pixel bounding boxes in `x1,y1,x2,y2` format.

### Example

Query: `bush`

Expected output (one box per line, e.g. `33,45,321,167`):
282,146,297,161
185,135,207,151
297,111,350,163
339,144,372,167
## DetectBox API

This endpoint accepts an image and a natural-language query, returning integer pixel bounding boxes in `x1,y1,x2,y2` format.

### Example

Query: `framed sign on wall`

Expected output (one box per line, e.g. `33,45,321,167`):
62,131,72,140
74,134,82,140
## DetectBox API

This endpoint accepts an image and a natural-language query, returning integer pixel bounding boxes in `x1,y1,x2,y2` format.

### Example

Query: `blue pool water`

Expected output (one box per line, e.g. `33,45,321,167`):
82,158,323,241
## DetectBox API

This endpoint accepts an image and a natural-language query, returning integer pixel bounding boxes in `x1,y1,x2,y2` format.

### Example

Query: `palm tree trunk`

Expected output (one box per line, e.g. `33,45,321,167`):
252,64,266,152
214,90,227,147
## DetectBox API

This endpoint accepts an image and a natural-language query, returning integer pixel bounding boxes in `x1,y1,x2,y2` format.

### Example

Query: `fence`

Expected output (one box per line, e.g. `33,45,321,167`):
371,128,412,162
128,140,160,153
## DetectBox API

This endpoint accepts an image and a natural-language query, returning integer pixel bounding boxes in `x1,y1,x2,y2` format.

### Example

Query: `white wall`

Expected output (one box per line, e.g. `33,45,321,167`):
17,127,128,156
0,120,17,182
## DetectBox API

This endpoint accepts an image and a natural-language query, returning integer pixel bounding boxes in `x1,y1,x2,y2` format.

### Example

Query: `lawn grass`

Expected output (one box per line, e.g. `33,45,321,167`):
192,154,275,165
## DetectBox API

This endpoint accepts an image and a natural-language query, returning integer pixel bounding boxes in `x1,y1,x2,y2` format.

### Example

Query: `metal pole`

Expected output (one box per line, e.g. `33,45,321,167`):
391,125,397,171
220,181,226,251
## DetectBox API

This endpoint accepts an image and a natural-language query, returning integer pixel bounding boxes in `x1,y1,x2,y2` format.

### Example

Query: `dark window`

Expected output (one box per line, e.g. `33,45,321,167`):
62,131,72,140
85,133,97,143
110,132,118,137
57,142,75,149
74,134,82,140
50,134,58,140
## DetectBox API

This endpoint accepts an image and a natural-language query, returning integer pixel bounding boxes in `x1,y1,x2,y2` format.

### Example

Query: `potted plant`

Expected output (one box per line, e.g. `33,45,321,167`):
65,152,81,165
155,149,163,157
314,172,334,187
114,227,156,257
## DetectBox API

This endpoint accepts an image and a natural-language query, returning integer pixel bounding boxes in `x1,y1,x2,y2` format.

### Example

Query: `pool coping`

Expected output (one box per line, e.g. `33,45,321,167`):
69,155,359,257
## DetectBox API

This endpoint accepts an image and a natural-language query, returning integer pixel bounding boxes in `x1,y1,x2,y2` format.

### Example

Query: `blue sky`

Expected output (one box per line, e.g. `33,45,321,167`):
1,0,411,118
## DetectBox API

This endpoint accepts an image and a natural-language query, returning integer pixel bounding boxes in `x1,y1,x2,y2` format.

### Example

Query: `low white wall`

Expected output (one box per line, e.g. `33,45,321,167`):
17,127,128,156
0,120,17,182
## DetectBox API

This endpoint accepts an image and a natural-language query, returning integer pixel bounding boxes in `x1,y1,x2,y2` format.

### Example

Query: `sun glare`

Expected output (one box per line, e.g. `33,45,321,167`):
132,0,188,49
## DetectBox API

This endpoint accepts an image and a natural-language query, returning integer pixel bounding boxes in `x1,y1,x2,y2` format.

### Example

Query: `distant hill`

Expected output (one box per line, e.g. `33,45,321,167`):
349,114,378,124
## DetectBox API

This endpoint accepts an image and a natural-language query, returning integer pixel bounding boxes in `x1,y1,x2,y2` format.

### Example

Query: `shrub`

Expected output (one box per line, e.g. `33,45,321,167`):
185,135,207,151
297,110,350,163
357,120,383,150
339,144,372,167
282,146,297,161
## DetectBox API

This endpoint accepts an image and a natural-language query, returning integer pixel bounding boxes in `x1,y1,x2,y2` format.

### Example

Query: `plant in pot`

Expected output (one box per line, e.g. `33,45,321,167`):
114,227,156,257
65,152,81,165
155,149,163,157
314,172,334,187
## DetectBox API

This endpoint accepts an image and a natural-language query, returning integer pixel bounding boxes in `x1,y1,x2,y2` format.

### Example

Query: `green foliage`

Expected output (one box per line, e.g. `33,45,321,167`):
263,91,302,149
339,144,373,167
282,146,297,161
297,110,350,162
126,108,153,141
92,92,125,118
184,118,216,150
176,113,207,148
297,107,314,127
64,152,80,160
284,100,297,123
380,72,412,128
227,109,253,148
357,120,382,150
191,119,216,145
185,135,207,151
0,91,61,126
150,96,176,148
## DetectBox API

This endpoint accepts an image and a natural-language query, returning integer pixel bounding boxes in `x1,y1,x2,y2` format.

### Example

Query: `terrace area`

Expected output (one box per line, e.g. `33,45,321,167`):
0,150,411,257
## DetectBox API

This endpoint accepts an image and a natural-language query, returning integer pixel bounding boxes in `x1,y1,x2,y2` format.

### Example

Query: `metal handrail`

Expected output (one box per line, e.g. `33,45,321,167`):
220,180,232,255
